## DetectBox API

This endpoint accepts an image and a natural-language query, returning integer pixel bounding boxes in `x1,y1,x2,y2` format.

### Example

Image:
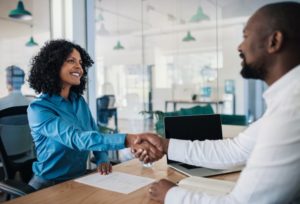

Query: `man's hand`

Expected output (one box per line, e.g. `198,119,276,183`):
132,141,164,163
134,133,169,162
148,179,177,203
126,133,169,162
97,162,112,175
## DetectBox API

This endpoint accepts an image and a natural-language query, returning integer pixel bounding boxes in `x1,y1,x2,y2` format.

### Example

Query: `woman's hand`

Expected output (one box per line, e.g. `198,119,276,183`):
97,162,112,175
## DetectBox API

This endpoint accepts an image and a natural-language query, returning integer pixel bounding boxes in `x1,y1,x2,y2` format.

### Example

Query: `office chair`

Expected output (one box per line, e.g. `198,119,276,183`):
0,106,36,199
96,95,118,132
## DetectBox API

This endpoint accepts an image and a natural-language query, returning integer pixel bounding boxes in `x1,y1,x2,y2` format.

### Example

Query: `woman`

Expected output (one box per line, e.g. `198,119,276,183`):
27,40,158,190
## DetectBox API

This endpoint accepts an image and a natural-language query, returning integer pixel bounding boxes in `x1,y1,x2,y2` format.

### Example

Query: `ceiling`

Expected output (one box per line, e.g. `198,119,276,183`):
94,0,292,35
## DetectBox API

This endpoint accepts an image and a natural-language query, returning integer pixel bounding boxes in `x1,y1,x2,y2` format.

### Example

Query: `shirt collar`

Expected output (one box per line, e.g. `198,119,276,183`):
263,64,300,105
40,92,79,105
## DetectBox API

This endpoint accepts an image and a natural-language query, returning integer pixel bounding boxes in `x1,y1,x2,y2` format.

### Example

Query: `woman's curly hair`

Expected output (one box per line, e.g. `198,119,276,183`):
28,39,94,96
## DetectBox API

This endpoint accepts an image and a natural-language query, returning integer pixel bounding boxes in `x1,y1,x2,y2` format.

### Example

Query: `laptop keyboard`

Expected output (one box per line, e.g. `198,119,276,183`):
179,163,200,169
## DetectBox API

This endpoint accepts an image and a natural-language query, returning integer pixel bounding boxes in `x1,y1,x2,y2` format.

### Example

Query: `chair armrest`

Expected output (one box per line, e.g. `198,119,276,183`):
0,179,36,197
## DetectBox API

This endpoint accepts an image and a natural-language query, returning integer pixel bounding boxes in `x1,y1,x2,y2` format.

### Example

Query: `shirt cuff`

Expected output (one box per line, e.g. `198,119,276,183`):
165,186,188,204
168,139,189,162
93,151,109,165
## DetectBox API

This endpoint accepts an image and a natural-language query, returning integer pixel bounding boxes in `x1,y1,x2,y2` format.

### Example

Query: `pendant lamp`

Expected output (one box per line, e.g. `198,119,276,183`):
26,25,38,47
26,36,38,47
190,6,209,22
182,31,196,42
9,0,32,20
113,41,124,50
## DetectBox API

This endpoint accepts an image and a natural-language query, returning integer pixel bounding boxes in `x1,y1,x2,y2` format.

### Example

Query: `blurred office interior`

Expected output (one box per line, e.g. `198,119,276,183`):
1,0,287,133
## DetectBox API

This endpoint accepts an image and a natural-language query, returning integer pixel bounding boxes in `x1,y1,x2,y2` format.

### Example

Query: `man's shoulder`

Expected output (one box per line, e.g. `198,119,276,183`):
0,92,29,110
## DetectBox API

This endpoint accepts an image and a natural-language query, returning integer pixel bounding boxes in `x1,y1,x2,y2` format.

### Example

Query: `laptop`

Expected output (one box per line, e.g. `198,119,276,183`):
165,114,243,177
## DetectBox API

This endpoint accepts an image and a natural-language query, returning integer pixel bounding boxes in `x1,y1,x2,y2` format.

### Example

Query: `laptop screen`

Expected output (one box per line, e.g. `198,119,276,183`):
164,114,223,164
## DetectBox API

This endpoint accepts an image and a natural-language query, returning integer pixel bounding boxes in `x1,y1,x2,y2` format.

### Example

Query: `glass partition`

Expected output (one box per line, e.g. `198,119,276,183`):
0,0,51,99
93,0,287,132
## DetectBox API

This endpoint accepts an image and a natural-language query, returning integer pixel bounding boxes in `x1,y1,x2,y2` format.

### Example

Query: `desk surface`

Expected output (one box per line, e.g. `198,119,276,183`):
8,157,239,204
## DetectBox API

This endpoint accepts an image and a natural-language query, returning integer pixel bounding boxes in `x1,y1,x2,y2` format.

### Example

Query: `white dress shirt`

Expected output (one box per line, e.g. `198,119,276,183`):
166,65,300,204
0,90,30,111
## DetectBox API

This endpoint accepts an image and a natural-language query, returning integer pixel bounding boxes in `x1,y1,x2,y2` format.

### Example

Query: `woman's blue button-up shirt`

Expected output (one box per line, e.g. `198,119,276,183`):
27,92,126,181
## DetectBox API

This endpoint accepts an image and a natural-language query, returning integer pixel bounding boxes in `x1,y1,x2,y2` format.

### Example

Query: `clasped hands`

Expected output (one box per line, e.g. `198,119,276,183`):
126,133,167,163
126,133,176,203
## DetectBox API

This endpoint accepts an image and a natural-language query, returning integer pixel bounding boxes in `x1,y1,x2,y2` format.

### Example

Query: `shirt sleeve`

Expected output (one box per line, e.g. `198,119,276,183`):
168,120,260,169
28,102,126,152
165,187,237,204
89,106,110,164
93,151,109,164
166,110,300,203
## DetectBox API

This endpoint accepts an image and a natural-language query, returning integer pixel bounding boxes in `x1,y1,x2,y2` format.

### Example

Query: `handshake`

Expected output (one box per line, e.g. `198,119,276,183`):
126,133,169,163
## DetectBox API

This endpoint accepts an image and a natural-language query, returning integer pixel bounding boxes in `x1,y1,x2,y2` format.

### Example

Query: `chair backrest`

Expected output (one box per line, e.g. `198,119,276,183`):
0,106,34,179
97,95,115,110
0,125,33,156
220,114,248,126
96,95,117,125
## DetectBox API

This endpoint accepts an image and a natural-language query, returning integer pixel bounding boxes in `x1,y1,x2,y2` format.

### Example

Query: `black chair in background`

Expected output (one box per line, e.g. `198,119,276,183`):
0,106,36,199
96,95,118,133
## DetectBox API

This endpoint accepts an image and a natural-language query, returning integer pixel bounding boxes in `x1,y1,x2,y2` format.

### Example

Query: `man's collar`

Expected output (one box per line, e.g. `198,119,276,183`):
263,64,300,103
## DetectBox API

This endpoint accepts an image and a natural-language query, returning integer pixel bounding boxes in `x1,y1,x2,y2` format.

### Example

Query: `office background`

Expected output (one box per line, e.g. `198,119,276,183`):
1,0,294,133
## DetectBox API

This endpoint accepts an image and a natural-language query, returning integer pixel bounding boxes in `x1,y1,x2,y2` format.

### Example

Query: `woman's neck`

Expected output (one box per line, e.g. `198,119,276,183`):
60,86,70,100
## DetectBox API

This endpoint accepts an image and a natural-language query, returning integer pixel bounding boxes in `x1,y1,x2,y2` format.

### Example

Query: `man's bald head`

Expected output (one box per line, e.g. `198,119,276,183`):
256,2,300,50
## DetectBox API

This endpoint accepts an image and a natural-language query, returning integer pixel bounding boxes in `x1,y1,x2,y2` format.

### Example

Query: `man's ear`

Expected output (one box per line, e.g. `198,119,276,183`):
267,31,283,53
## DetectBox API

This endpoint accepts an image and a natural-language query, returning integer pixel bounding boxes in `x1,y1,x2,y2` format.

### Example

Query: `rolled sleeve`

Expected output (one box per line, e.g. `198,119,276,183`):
168,139,189,162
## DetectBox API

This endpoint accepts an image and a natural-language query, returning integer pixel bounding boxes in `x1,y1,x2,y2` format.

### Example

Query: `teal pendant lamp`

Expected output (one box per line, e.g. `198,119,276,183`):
190,6,209,22
26,36,38,47
113,41,124,50
26,25,38,47
9,0,32,20
113,0,124,50
182,31,196,42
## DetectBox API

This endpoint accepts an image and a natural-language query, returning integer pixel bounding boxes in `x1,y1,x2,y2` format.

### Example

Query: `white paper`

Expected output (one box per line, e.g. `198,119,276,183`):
74,171,155,194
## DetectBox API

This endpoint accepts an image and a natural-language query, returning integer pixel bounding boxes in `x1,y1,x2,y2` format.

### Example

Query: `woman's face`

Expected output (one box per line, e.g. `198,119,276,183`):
59,49,83,88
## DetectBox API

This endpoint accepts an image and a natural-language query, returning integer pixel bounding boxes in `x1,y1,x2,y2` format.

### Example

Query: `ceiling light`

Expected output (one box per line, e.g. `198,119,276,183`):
190,6,209,23
113,41,124,50
182,31,196,42
26,36,38,47
9,0,32,20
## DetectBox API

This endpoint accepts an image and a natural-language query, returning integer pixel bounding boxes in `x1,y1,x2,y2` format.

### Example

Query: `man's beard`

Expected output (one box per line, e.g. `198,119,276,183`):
240,54,266,80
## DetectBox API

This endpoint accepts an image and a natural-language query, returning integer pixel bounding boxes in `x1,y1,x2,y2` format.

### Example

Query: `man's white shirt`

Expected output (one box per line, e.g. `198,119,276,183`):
166,65,300,204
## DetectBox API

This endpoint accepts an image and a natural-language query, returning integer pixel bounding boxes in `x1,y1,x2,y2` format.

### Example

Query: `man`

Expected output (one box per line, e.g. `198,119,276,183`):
134,2,300,203
0,65,30,110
